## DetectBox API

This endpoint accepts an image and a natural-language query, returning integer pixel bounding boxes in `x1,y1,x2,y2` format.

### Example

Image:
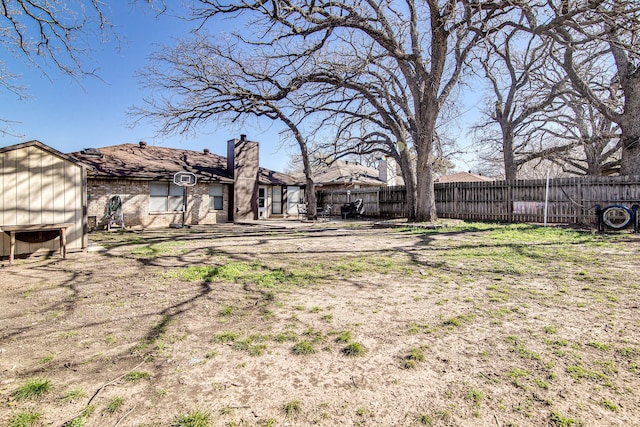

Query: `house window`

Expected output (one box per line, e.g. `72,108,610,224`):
149,181,184,212
272,186,282,214
209,184,224,210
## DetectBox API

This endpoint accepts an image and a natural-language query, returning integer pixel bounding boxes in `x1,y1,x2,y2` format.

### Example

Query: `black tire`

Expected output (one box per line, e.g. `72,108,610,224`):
601,205,633,229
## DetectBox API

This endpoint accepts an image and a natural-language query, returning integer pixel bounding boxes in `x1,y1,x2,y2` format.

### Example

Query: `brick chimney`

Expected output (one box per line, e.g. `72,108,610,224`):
227,135,259,221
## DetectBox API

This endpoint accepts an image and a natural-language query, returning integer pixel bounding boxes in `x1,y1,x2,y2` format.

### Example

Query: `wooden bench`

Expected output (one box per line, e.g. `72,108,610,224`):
1,223,74,264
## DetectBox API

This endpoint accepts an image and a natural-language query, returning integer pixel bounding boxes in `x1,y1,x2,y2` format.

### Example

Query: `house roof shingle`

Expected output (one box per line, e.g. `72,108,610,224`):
68,143,301,186
69,143,232,183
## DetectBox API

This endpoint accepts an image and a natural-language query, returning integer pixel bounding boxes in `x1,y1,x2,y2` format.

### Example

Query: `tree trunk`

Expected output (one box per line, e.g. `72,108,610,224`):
502,125,518,181
300,141,317,219
620,133,640,175
414,130,437,222
397,148,416,220
283,115,317,219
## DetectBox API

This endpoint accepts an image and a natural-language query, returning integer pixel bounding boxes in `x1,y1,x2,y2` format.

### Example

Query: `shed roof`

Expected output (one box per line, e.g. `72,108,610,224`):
1,140,90,169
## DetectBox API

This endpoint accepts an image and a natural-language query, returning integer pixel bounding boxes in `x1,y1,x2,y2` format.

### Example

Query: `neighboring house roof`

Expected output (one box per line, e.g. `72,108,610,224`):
68,143,301,186
311,160,385,187
258,168,302,186
1,140,91,169
435,172,494,183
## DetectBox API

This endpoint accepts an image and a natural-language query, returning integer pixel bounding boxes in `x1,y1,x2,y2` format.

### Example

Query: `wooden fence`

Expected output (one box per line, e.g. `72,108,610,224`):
317,175,640,225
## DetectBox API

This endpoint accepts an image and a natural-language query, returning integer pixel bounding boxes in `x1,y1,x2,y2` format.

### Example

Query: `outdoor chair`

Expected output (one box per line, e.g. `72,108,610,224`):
106,195,125,230
297,203,308,219
318,204,333,218
340,199,365,219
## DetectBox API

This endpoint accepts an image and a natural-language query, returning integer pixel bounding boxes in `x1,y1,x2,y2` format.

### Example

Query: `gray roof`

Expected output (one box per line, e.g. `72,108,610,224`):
311,160,385,186
68,143,301,185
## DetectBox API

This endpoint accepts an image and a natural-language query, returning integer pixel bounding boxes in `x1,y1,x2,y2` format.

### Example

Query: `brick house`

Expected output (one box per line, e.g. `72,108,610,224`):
69,136,304,229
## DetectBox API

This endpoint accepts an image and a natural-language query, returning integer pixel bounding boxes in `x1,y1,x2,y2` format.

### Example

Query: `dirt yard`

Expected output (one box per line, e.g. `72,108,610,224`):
1,220,639,427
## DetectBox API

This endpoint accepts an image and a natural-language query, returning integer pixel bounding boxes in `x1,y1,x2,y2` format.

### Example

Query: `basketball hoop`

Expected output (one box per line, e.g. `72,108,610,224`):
172,172,198,228
173,171,197,187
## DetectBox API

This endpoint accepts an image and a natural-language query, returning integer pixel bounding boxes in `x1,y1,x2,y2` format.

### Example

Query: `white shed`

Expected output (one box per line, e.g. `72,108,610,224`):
0,140,88,263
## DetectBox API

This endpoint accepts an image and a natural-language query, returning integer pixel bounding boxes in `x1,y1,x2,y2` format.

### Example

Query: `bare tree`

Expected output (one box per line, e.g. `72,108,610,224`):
133,35,321,217
524,0,640,175
473,24,571,180
547,94,621,176
1,1,163,134
184,0,507,222
0,0,114,89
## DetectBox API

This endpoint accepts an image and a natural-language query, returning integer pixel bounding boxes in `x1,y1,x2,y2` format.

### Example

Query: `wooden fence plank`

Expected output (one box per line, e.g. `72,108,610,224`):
318,175,640,225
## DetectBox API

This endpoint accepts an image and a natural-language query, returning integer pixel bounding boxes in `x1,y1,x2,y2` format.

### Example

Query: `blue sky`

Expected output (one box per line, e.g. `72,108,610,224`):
0,2,292,172
0,2,483,174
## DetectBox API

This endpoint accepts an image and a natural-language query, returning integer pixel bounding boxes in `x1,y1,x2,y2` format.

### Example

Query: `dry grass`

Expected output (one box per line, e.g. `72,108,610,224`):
1,221,639,426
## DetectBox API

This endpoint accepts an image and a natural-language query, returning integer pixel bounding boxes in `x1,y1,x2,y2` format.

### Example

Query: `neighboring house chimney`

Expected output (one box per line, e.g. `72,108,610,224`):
378,157,388,184
228,135,259,221
379,156,401,186
139,141,147,149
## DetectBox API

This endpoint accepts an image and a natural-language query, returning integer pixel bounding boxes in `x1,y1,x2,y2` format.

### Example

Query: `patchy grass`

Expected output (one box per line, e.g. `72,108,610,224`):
103,396,125,414
130,241,188,258
402,347,426,369
292,340,316,355
6,410,43,427
173,409,211,427
12,377,52,400
283,400,301,417
2,222,638,427
342,342,366,357
549,411,581,426
163,261,323,288
63,387,87,403
124,370,151,381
